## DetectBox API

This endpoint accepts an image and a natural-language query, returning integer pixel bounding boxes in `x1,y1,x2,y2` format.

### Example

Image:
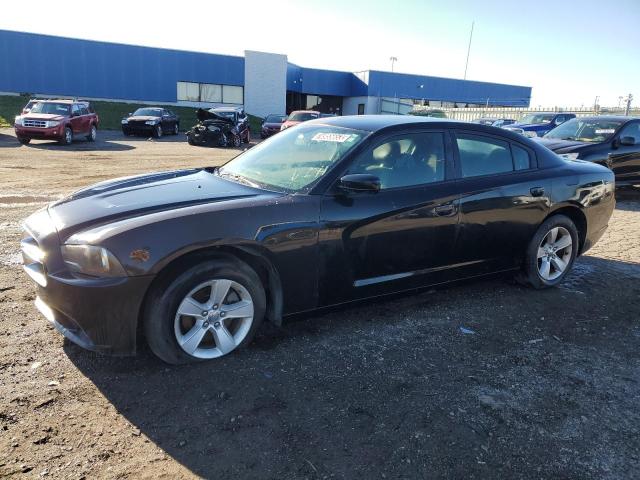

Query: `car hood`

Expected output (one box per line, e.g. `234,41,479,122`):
23,113,66,121
263,122,282,128
47,168,268,239
196,108,234,124
127,115,161,122
535,138,591,153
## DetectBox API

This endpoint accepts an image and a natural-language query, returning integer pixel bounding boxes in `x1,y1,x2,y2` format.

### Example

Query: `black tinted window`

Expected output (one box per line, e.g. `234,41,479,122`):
512,145,531,170
619,122,640,143
348,132,446,189
456,134,513,178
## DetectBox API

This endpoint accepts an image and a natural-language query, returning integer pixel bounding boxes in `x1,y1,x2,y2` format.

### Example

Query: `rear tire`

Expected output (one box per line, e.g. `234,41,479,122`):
144,257,266,364
86,124,97,142
521,214,578,289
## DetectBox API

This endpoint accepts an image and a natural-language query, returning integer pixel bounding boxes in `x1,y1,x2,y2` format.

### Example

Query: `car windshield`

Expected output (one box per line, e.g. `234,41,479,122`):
544,118,623,143
520,114,554,124
29,103,71,115
218,124,368,192
212,110,235,120
133,108,163,116
265,114,286,123
288,112,319,122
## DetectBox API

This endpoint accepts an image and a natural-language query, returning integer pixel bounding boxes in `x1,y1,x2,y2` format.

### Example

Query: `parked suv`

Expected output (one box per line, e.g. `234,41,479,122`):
14,100,99,145
505,112,575,138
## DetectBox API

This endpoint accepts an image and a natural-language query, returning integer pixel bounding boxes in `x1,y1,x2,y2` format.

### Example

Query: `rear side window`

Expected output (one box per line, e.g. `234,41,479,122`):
456,134,532,177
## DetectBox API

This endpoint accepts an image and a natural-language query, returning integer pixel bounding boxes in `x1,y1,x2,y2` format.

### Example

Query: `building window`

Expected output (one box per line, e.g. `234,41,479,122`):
177,81,244,104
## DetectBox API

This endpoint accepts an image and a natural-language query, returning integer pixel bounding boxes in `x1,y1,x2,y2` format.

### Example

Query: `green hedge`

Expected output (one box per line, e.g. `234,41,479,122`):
0,95,263,132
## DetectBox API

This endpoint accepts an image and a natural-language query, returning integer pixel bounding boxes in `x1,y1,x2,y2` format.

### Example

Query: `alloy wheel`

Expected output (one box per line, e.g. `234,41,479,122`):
65,128,72,144
156,125,162,138
174,123,179,135
90,125,96,141
537,226,573,281
173,279,254,359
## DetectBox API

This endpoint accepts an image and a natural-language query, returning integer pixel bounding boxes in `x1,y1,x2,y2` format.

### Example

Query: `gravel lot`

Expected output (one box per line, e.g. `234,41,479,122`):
1,128,639,479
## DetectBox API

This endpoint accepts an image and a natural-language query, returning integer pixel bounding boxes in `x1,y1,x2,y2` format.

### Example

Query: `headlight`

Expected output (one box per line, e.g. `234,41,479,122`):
46,121,60,128
559,153,579,160
61,245,127,277
15,116,23,126
207,125,220,132
145,120,158,125
121,119,129,124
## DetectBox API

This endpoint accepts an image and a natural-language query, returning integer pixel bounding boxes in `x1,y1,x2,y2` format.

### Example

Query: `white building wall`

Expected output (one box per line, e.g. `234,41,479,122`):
342,96,381,115
244,50,287,118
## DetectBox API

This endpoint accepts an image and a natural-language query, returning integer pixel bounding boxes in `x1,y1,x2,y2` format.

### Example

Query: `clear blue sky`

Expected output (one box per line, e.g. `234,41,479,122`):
1,0,638,107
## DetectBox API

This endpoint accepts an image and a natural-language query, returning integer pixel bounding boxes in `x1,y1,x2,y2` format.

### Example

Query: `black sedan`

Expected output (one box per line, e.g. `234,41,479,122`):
537,116,640,186
21,116,614,364
121,107,180,138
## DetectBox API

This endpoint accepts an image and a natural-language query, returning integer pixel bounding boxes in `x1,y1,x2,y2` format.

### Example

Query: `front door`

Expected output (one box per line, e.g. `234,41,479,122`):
609,121,640,185
70,104,84,135
319,130,460,306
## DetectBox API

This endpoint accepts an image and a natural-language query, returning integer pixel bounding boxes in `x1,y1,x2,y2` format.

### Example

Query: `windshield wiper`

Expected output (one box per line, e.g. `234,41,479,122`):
217,170,261,189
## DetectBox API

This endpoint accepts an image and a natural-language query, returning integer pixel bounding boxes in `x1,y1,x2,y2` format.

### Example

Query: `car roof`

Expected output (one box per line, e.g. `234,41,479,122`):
212,106,243,112
307,114,458,132
290,110,320,114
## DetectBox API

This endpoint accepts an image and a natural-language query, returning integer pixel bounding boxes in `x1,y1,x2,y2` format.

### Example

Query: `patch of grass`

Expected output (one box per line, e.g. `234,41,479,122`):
0,95,263,132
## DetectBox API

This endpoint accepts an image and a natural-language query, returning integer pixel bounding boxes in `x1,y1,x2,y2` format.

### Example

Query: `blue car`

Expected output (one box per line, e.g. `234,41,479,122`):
505,112,576,138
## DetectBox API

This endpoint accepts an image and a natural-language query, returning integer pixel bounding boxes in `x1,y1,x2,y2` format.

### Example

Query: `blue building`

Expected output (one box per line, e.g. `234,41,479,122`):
0,29,532,118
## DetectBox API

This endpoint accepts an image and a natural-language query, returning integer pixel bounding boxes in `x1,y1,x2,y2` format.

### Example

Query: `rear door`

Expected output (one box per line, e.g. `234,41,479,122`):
319,129,460,305
450,131,551,273
609,121,640,184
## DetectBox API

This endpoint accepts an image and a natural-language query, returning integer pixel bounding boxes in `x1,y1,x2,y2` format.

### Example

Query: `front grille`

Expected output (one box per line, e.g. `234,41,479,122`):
24,120,47,128
21,236,47,287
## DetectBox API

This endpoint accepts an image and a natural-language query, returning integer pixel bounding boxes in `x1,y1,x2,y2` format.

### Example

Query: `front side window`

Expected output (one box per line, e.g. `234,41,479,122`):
618,122,640,143
219,124,367,192
347,132,446,189
544,118,624,143
456,134,514,178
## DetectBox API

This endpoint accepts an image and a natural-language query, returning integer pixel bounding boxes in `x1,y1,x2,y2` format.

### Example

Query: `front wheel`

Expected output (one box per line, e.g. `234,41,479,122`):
232,134,241,148
153,124,163,138
17,137,31,145
173,123,179,135
60,127,73,145
521,214,578,289
144,258,266,364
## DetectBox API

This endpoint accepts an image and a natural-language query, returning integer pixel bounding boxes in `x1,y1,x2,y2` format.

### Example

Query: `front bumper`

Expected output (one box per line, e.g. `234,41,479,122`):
21,214,154,355
32,272,153,355
122,123,156,136
15,125,64,140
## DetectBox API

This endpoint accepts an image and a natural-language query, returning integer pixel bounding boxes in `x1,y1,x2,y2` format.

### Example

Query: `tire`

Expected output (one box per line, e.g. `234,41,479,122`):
187,135,195,146
153,124,162,138
144,257,266,364
59,127,73,145
521,214,579,289
232,134,241,148
243,129,250,143
86,124,97,142
17,137,31,145
173,123,179,135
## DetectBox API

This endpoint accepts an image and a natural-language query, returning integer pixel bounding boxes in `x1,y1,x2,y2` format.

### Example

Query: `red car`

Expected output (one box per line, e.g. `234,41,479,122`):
14,100,99,145
280,110,321,131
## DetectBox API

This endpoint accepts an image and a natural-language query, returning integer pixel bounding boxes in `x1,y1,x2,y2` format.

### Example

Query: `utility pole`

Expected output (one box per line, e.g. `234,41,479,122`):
593,95,600,113
390,56,398,73
463,21,474,80
625,93,633,116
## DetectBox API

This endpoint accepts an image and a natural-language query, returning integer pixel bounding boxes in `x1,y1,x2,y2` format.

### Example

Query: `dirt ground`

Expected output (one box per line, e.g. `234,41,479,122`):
1,128,639,479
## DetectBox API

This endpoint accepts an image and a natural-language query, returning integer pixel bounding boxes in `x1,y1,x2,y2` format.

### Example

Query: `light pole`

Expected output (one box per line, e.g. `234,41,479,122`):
463,21,474,80
390,56,398,73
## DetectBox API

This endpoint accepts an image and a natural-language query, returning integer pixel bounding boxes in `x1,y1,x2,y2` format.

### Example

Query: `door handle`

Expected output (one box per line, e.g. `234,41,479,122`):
433,203,456,217
530,187,545,197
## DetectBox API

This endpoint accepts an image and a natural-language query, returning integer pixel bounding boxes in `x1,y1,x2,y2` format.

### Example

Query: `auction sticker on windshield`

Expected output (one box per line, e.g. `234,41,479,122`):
312,132,355,143
595,129,615,134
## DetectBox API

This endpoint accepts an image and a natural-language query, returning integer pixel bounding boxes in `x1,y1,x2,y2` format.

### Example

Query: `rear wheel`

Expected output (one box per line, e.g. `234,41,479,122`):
17,137,31,145
60,127,73,145
144,258,266,364
86,124,97,142
521,214,578,289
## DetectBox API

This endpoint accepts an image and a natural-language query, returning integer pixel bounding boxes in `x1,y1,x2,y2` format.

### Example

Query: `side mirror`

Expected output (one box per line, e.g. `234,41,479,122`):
339,174,381,193
128,112,132,116
620,136,636,146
